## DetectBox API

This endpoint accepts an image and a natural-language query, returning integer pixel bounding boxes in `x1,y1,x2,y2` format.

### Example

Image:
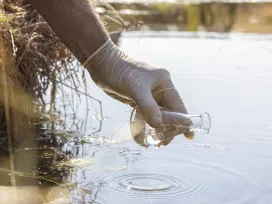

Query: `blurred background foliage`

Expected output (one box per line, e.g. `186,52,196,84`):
100,1,272,33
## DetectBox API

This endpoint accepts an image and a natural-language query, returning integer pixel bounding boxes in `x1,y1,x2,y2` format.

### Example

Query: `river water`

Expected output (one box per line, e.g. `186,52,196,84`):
2,32,271,203
52,32,271,204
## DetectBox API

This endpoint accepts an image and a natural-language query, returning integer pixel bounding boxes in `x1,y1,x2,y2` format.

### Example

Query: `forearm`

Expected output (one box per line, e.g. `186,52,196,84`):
28,0,109,64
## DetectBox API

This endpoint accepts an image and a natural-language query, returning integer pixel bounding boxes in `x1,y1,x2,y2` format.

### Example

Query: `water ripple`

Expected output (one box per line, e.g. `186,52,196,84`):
89,158,260,203
92,172,214,199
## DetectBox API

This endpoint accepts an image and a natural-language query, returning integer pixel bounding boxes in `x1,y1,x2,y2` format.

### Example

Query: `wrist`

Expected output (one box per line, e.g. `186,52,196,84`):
84,38,125,73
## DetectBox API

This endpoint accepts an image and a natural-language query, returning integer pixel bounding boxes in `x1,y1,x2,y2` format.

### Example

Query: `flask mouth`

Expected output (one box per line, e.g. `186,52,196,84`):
184,112,212,134
200,112,212,134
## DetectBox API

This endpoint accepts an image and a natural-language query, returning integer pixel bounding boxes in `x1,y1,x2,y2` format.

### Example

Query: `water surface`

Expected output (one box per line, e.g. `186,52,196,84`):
2,32,271,204
54,32,272,204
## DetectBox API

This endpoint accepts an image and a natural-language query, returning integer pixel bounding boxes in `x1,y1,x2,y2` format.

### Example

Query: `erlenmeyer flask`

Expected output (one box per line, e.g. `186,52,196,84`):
130,108,211,148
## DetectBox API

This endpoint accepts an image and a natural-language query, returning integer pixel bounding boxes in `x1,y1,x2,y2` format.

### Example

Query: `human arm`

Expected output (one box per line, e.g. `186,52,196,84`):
28,0,194,144
27,0,109,64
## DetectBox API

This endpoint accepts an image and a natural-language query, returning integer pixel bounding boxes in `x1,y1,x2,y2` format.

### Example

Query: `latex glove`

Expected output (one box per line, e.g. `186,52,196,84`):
86,39,194,139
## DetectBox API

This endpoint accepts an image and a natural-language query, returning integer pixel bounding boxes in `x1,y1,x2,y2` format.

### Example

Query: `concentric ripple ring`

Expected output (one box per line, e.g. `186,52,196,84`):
93,172,214,199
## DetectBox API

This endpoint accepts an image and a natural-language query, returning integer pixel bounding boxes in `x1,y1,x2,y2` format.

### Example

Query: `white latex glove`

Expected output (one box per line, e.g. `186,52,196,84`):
86,39,194,141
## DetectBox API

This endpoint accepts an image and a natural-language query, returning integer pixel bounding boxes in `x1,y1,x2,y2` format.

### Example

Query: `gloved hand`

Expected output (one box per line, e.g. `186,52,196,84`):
85,39,194,143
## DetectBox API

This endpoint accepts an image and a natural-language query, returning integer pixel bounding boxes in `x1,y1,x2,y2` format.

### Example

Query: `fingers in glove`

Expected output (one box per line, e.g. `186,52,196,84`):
161,127,195,146
161,111,190,126
184,131,195,140
131,88,162,128
159,79,195,140
154,125,190,147
161,80,188,114
162,111,195,140
154,123,190,141
156,136,174,147
162,126,190,146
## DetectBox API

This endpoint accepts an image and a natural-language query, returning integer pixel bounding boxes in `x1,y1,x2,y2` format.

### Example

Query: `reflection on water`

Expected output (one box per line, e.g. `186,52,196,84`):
1,31,272,203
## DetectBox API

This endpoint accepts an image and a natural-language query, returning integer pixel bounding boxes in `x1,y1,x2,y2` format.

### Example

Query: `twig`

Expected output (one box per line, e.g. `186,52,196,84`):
9,29,17,56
